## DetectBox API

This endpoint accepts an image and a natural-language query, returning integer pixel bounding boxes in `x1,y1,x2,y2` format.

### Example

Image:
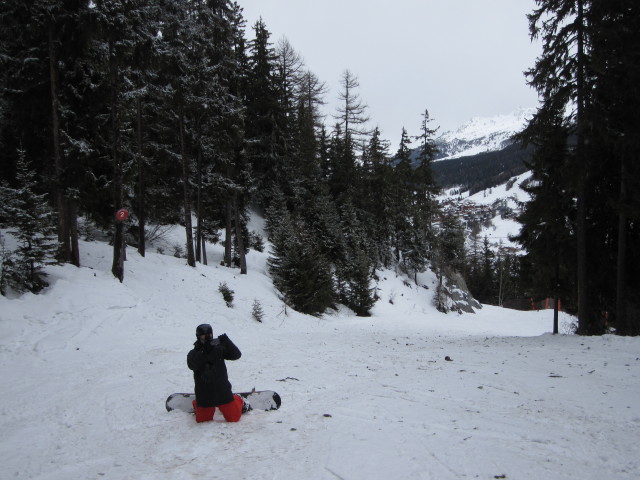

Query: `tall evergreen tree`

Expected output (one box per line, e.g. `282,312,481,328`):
274,37,304,146
360,127,394,268
245,19,282,208
514,110,575,316
413,109,440,226
524,0,640,335
0,0,90,266
90,0,149,281
392,127,413,265
589,0,640,335
295,70,327,190
335,200,375,316
525,0,598,333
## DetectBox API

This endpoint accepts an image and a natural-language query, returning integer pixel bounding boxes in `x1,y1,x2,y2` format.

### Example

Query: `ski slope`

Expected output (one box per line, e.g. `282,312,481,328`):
1,231,639,480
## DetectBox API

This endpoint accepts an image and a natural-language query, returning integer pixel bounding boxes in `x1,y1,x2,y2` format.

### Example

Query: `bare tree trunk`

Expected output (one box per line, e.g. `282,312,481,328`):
201,230,208,265
136,97,146,257
553,262,559,335
234,194,247,274
179,102,195,267
195,219,202,263
224,200,232,267
49,23,72,264
69,200,80,267
616,154,629,334
109,40,125,282
195,147,202,263
575,0,591,334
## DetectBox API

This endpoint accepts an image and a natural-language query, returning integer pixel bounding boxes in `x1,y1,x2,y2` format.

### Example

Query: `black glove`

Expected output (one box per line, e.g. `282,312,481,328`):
204,337,222,361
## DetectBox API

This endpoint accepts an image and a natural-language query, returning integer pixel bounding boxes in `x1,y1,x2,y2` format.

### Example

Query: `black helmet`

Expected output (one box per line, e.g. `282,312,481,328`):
196,323,213,338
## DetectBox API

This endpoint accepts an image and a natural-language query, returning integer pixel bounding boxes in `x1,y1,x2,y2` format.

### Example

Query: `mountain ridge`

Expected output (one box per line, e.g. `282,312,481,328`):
426,108,535,194
433,107,535,161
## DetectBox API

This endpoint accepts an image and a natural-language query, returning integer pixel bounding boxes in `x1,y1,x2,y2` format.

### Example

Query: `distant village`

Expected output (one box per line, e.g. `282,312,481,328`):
439,193,523,257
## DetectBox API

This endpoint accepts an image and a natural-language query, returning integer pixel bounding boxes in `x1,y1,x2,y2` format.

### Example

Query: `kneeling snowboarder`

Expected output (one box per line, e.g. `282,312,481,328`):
187,323,248,422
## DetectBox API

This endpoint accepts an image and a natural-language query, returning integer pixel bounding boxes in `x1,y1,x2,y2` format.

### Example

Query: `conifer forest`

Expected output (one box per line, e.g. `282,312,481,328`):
1,1,639,336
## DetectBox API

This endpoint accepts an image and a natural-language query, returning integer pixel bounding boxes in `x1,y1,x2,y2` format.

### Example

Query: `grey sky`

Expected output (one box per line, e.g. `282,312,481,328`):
238,0,541,145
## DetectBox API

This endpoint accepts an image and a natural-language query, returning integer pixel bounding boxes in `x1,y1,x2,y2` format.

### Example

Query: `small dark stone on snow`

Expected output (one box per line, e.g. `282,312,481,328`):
445,356,453,361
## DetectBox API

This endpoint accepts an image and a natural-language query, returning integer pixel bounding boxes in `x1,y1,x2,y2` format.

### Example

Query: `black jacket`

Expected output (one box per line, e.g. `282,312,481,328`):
187,333,241,407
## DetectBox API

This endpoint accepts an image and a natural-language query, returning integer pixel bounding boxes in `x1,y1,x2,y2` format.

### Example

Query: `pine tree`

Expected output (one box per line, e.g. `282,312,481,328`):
0,232,20,296
431,209,466,308
335,201,375,316
392,127,414,265
413,109,440,228
0,0,89,266
245,19,282,208
340,249,375,316
274,37,304,147
128,0,164,258
90,0,140,280
3,150,56,293
524,0,596,332
360,127,394,268
514,110,575,315
467,236,496,305
266,198,334,315
295,70,327,190
523,0,640,334
589,0,640,335
407,110,441,281
189,0,248,273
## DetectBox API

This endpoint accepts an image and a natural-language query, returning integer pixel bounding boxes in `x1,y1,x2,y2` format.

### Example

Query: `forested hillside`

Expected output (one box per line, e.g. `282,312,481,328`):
0,1,458,317
1,0,639,336
432,141,533,195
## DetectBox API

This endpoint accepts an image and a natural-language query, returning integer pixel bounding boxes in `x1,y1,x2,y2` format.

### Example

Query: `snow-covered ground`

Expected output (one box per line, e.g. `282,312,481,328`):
1,230,639,480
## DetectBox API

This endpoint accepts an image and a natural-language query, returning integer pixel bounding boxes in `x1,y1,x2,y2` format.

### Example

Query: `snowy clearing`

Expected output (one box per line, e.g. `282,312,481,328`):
1,236,638,480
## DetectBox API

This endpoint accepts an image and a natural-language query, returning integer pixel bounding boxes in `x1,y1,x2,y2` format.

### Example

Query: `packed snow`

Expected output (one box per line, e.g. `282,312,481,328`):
1,226,639,480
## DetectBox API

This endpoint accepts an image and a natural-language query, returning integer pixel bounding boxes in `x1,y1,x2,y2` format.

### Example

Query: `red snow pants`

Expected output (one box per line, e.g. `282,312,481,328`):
192,395,244,423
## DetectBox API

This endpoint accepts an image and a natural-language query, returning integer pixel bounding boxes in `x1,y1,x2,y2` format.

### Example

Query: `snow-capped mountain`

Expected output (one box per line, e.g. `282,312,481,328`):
434,107,535,161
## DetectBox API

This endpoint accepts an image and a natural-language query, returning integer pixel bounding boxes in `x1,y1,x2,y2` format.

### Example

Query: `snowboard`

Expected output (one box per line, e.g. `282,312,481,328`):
166,390,281,413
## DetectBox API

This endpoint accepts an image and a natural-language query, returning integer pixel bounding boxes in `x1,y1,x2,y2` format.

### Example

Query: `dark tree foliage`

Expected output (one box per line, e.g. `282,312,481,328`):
1,150,57,294
1,5,452,319
513,110,576,310
519,0,640,335
431,142,534,194
266,196,334,315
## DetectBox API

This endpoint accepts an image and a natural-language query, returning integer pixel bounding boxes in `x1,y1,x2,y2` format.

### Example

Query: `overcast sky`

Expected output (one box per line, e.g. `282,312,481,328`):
238,0,541,145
